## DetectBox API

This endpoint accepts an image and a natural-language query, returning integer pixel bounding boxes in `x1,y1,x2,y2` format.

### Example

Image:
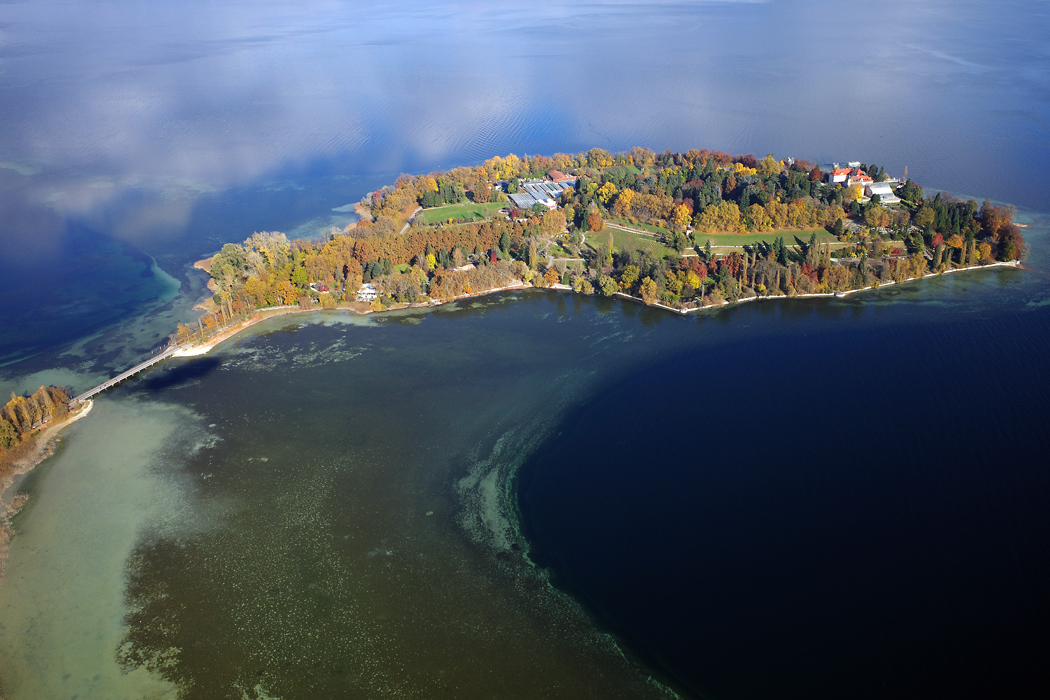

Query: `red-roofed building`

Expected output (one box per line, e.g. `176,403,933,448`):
828,167,851,184
546,170,571,183
847,169,873,188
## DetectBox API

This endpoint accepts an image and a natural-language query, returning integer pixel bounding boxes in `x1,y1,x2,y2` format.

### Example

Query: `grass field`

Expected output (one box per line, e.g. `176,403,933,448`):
607,218,669,236
696,230,836,248
419,201,505,224
587,227,675,259
608,218,834,247
587,226,845,259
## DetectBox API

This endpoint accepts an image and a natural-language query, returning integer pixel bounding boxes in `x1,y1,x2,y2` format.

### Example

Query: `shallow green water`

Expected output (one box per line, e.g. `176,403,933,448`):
2,294,688,699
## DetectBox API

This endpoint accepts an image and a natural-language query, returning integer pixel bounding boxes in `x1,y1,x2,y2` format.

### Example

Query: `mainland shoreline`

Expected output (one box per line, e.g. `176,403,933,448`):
0,400,93,582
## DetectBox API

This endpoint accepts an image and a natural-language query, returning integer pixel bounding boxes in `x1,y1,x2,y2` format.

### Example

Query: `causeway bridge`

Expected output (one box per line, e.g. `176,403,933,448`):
71,346,179,405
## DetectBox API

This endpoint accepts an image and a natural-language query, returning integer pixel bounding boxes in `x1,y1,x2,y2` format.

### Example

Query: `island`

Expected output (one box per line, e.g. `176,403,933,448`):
0,145,1031,641
177,147,1025,347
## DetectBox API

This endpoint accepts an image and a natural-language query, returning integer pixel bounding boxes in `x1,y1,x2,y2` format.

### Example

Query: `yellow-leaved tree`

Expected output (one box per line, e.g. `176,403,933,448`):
745,203,774,232
597,181,618,205
694,201,742,233
613,189,635,218
670,204,692,231
757,154,781,178
639,277,659,305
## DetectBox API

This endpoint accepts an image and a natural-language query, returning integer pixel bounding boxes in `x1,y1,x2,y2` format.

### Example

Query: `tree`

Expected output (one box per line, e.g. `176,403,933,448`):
694,200,742,232
598,274,619,296
757,154,780,178
619,264,640,292
914,205,935,230
541,209,567,236
596,181,618,205
544,267,560,286
745,203,773,232
667,230,689,251
670,204,691,231
499,229,510,254
613,189,635,218
946,234,965,264
587,210,604,232
842,185,863,203
704,239,712,261
864,205,889,229
980,200,1012,238
833,217,845,238
639,276,659,304
0,416,16,449
775,236,788,266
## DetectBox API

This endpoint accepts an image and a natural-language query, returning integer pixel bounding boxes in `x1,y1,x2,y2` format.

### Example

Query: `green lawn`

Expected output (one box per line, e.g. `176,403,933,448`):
608,219,834,248
587,227,675,259
419,201,505,224
607,218,669,236
696,230,836,248
586,226,842,260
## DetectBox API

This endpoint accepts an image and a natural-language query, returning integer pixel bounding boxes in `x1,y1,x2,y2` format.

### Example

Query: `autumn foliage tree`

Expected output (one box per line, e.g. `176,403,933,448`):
587,210,604,232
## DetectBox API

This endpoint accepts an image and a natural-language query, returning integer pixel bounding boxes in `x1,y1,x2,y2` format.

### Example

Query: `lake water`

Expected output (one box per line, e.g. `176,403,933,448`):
2,1,1049,698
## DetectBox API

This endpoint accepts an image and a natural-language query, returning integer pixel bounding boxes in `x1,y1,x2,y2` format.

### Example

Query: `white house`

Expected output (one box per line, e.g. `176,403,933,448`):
356,283,378,302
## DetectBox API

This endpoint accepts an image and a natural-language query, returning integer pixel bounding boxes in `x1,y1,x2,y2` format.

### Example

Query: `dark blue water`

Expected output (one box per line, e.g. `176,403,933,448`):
520,289,1050,698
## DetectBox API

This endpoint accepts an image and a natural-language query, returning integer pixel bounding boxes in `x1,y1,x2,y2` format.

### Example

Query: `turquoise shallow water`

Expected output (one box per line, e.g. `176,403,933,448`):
4,298,691,698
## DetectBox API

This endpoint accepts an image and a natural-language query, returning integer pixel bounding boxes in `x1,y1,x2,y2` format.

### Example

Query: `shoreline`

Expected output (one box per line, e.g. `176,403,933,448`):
0,260,1022,582
0,400,93,583
174,280,531,357
179,261,1021,356
616,259,1022,314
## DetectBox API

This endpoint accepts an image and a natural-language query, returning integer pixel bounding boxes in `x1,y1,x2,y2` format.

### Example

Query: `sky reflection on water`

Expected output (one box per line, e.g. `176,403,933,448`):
1,0,1049,260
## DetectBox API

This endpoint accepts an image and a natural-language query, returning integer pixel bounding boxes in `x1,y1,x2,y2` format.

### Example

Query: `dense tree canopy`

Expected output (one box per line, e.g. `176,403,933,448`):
195,147,1025,331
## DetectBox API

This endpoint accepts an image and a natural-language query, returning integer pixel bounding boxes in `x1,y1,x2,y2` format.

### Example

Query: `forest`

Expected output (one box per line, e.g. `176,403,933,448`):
0,386,71,453
188,147,1026,341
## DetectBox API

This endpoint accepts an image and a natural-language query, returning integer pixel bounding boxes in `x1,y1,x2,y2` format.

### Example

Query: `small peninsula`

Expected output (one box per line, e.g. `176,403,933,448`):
181,147,1025,347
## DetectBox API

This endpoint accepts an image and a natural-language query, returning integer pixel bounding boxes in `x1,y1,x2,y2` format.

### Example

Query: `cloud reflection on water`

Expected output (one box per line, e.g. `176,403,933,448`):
0,0,1047,249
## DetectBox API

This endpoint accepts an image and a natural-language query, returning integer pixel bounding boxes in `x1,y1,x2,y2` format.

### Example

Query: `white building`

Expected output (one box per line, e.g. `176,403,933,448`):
865,180,900,204
356,283,378,302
